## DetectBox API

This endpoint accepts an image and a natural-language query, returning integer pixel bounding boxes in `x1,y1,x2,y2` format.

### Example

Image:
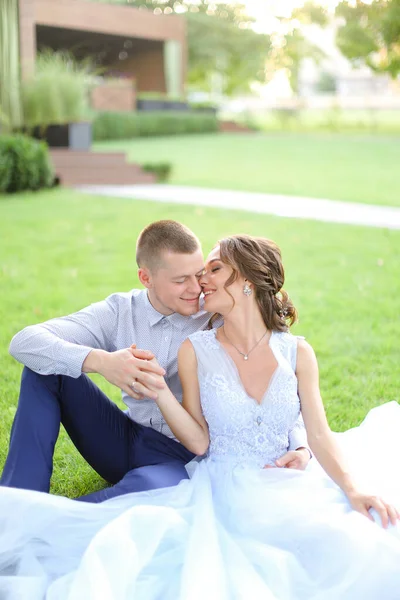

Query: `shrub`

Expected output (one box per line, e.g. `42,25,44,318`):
141,162,172,182
22,50,94,127
272,108,300,129
137,92,186,101
189,101,218,114
93,111,218,141
0,134,55,194
0,148,13,192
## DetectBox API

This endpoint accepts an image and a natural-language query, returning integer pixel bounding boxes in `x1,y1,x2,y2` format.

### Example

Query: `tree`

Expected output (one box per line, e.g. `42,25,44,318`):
316,71,337,93
335,0,400,78
185,8,270,95
95,0,271,95
266,2,329,95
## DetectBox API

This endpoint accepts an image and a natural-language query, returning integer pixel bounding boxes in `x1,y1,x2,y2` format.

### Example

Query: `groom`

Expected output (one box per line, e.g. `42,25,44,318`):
1,220,310,502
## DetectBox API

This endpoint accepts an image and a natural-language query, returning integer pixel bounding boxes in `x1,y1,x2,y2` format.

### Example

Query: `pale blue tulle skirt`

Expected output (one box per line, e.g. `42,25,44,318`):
1,402,400,600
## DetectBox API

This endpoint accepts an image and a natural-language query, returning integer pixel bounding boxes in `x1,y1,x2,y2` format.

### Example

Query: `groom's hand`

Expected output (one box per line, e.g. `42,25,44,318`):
263,448,311,470
83,344,166,399
276,448,310,470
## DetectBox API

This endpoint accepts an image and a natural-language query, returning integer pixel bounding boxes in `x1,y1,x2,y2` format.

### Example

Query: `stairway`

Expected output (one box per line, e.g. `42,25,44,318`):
219,120,255,134
50,150,156,186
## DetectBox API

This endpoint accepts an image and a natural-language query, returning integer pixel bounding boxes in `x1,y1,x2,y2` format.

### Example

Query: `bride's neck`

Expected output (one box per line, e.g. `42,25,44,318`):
222,306,269,347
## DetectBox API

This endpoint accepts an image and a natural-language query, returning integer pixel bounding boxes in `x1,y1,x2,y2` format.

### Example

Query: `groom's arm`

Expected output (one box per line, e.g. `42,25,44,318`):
271,413,312,470
9,295,120,378
288,412,312,457
9,293,164,398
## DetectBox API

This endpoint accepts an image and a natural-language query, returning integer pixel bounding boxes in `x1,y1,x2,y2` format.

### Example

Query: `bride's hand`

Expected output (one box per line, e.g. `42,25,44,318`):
128,347,167,399
346,490,400,529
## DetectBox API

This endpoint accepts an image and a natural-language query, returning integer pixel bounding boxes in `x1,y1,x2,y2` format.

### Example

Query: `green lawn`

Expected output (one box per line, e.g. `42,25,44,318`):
235,108,400,136
94,132,400,208
1,188,399,497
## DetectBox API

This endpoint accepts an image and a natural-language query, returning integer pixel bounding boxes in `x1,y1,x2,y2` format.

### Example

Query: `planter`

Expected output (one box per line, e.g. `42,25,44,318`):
137,99,189,112
189,104,218,115
31,122,92,150
194,106,218,115
137,99,166,111
165,101,189,112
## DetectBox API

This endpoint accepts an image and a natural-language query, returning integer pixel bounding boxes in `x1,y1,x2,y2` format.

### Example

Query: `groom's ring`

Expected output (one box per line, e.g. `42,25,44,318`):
131,380,139,393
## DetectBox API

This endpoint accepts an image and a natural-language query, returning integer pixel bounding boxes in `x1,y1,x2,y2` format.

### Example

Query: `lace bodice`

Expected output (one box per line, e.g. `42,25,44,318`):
189,329,301,468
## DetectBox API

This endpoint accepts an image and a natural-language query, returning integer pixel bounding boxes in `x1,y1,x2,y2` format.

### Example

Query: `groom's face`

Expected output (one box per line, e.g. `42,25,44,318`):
143,249,205,316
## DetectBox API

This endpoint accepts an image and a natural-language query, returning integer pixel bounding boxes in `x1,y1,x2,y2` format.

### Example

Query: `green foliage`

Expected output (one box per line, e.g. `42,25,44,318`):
137,92,168,100
267,27,325,95
316,71,337,93
137,92,185,101
0,148,12,192
267,1,330,95
336,0,400,78
0,106,11,132
271,108,300,128
0,134,54,193
22,50,94,127
141,161,172,182
93,111,218,140
189,101,218,112
291,1,329,26
185,9,270,95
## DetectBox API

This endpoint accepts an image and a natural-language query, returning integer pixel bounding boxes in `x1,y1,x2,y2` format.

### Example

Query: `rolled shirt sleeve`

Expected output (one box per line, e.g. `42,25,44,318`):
288,412,311,456
9,297,119,378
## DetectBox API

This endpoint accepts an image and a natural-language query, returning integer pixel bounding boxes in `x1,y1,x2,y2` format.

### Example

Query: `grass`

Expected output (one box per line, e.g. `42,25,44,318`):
94,132,400,208
230,108,400,136
0,188,399,498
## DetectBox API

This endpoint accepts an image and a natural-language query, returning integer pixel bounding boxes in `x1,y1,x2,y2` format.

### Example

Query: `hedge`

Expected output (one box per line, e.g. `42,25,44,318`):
93,110,218,141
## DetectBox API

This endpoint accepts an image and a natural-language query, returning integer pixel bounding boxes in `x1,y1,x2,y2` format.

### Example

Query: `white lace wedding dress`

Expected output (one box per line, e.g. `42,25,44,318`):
0,329,399,600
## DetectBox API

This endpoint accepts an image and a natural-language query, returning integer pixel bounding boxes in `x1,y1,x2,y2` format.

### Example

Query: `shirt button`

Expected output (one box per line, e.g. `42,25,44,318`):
164,336,168,341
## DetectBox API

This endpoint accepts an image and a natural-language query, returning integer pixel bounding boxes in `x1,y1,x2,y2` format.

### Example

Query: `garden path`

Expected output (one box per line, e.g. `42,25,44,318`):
76,185,400,230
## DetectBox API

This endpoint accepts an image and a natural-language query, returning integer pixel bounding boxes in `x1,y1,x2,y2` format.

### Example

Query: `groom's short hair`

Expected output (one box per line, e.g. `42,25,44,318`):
136,220,201,271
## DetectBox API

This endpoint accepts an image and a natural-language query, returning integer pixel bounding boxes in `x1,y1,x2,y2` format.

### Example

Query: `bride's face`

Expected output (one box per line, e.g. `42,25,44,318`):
200,245,246,315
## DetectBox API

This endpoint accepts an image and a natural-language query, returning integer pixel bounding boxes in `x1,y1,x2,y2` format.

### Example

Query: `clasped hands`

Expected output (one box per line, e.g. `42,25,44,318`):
94,344,166,401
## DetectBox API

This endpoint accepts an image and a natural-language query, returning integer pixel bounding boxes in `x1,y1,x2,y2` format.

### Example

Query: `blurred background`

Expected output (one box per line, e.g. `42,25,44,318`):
2,0,400,143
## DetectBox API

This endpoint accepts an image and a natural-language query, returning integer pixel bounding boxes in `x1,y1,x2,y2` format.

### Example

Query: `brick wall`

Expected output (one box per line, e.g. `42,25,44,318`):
109,48,165,94
19,0,186,94
91,79,136,112
18,0,36,79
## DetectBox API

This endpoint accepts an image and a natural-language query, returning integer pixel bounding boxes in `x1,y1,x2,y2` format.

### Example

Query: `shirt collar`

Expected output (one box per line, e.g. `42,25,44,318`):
142,291,166,327
142,291,206,330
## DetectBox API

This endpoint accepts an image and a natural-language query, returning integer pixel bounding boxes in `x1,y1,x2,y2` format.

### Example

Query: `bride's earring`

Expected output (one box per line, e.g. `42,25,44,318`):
243,282,252,297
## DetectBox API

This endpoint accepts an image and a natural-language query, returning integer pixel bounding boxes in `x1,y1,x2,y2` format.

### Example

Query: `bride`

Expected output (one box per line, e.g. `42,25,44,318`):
0,234,399,600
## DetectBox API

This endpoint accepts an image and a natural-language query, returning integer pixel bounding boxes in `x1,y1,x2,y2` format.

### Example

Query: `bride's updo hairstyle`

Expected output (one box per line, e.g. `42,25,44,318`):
210,234,297,332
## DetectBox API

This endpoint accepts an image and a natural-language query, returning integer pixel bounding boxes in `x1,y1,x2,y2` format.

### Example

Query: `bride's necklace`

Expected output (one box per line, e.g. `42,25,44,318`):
222,327,268,361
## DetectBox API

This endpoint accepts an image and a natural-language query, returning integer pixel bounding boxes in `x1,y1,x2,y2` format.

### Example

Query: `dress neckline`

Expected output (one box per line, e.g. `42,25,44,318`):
212,328,280,406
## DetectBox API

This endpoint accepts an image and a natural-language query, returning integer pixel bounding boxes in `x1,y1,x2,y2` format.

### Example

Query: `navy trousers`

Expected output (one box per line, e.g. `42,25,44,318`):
0,368,195,502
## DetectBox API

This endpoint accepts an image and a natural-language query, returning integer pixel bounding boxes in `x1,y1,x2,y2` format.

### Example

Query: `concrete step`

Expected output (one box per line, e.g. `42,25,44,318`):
219,120,254,133
49,150,156,185
50,150,129,167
